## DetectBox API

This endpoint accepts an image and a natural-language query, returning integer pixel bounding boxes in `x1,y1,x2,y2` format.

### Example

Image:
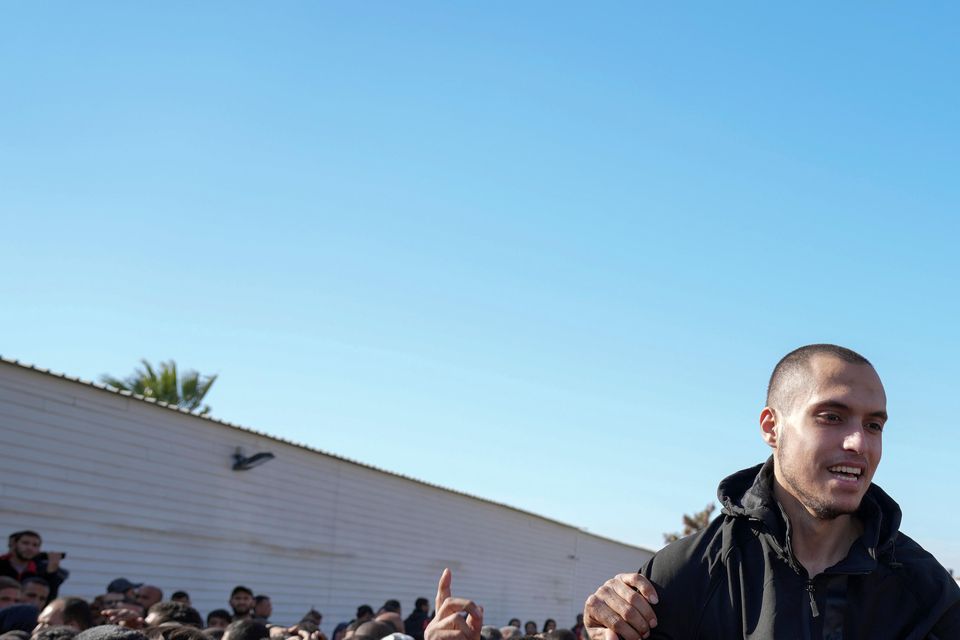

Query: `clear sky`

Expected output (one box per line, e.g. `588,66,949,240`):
2,3,958,574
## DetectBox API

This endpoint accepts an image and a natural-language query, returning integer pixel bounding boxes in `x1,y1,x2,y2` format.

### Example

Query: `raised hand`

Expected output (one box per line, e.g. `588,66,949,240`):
425,569,483,640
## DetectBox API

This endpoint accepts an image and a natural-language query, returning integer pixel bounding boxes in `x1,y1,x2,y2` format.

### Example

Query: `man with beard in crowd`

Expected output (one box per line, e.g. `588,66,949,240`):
0,531,68,600
228,587,254,622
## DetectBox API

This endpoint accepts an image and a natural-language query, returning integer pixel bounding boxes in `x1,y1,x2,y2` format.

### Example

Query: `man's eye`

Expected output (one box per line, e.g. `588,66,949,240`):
866,422,884,433
818,413,842,423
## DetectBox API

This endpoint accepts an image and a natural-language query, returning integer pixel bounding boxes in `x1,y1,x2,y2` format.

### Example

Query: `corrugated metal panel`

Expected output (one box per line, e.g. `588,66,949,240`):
0,360,652,630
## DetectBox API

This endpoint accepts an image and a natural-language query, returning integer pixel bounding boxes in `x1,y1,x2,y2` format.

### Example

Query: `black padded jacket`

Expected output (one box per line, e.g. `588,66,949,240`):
640,458,960,639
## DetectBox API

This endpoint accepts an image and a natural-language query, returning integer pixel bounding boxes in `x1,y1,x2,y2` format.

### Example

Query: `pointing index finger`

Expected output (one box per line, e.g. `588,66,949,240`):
435,568,452,614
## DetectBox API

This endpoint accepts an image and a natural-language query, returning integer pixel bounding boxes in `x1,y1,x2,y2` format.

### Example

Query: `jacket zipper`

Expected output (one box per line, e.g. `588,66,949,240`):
805,580,819,618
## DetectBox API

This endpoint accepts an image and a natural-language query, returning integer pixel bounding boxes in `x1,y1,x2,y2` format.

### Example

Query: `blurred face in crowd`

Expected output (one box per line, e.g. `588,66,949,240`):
136,586,163,609
101,593,126,609
254,597,272,619
22,582,50,608
208,614,232,629
172,594,191,606
0,586,21,609
230,592,254,617
524,622,537,635
12,535,41,562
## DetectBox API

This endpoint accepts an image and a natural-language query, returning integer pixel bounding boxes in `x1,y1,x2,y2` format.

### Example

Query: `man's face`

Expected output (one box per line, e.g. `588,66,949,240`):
35,600,66,632
135,586,163,609
211,615,232,629
254,598,272,619
13,535,41,562
771,355,887,519
0,587,20,609
230,591,254,616
101,593,126,609
21,582,49,608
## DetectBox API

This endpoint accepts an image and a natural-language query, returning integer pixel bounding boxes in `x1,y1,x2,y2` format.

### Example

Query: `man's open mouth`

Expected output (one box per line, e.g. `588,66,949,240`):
828,465,862,481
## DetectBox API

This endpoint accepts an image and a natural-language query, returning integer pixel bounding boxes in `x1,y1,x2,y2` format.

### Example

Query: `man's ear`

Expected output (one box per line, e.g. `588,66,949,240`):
760,406,778,448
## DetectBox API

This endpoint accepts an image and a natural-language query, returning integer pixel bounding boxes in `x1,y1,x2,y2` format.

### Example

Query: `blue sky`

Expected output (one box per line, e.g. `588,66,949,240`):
2,3,958,574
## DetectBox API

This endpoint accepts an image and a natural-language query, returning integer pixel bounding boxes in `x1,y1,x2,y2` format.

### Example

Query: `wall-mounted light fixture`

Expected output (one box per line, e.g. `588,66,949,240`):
232,447,275,471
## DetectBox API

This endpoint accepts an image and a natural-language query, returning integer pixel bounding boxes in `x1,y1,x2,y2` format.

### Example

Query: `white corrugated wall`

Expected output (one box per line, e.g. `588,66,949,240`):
0,361,652,630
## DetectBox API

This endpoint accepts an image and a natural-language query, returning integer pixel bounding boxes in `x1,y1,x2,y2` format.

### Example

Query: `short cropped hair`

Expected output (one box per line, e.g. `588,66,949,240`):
8,531,41,545
252,596,269,605
22,577,49,589
33,626,78,640
0,577,20,590
230,587,253,598
147,602,203,627
766,344,872,411
61,598,94,631
355,605,374,619
380,600,401,614
222,620,268,640
481,627,502,640
206,610,232,626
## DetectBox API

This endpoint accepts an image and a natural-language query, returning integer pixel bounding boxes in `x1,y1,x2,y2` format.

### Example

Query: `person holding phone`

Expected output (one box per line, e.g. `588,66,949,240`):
0,530,69,599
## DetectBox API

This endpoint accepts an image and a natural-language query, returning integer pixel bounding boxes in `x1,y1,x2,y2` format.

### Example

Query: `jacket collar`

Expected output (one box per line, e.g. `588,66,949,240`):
718,456,903,570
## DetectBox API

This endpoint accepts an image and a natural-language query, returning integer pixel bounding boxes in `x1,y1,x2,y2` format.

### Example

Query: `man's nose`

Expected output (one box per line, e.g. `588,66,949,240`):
843,427,865,452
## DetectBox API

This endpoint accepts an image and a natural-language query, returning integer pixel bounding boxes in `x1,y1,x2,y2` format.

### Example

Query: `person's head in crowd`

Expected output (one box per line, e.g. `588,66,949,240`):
206,611,232,630
300,610,321,628
354,621,392,640
0,631,29,640
506,620,520,629
541,620,556,633
155,628,206,640
106,581,141,602
74,625,147,640
203,630,224,640
222,620,268,640
144,602,203,628
542,631,574,640
168,594,190,607
0,578,20,610
135,587,163,611
330,623,349,640
228,588,254,621
35,599,92,633
32,625,77,640
522,623,536,636
480,626,502,640
375,613,402,634
379,601,401,617
354,606,374,625
19,578,49,610
498,627,520,640
252,597,271,621
381,634,414,640
7,532,43,565
0,604,38,635
99,594,126,611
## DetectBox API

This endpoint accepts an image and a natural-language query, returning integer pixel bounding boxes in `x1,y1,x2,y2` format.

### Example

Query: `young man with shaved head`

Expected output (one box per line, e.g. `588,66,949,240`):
582,345,960,638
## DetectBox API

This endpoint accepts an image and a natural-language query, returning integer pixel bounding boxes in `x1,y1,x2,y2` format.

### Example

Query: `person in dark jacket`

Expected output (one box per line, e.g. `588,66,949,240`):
404,598,430,640
0,532,68,600
583,344,960,639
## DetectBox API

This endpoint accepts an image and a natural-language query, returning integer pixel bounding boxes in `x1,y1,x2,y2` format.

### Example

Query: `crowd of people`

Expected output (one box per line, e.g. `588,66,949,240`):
0,530,585,640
